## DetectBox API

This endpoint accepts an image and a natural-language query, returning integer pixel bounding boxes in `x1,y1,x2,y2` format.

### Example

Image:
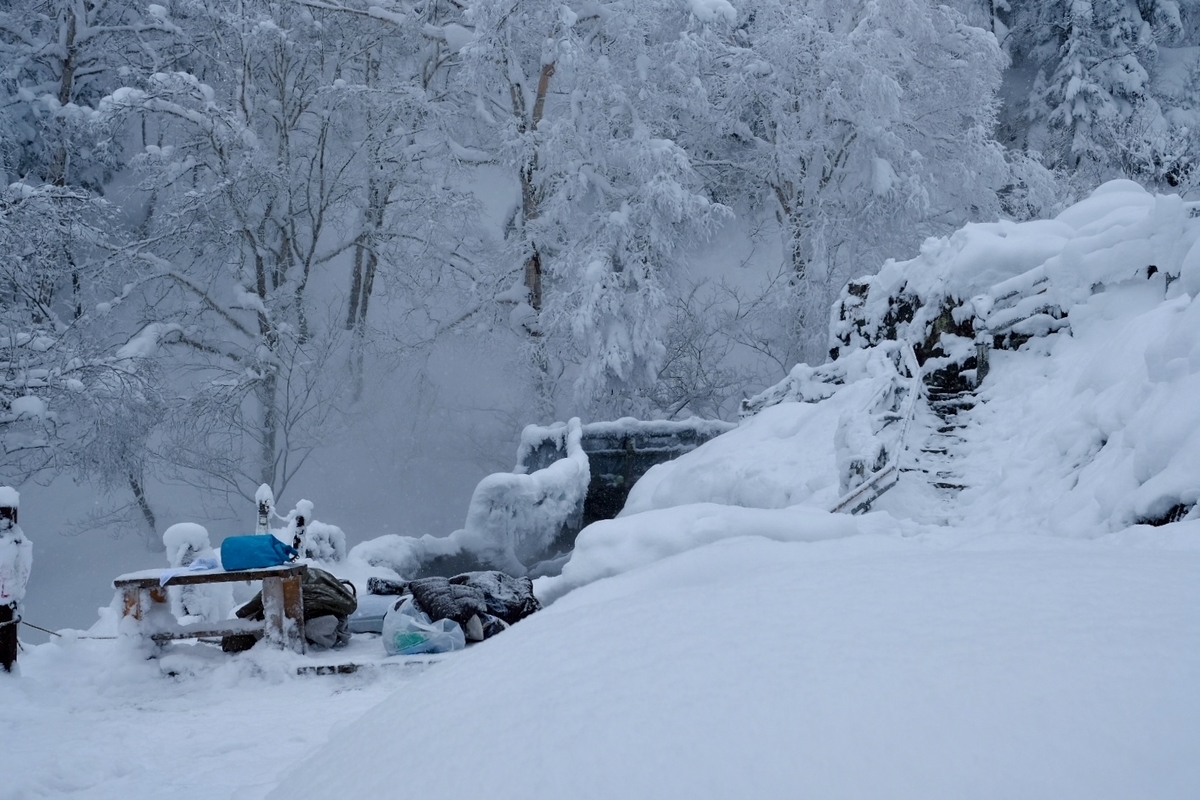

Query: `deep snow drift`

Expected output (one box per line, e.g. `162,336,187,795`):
5,182,1200,799
273,530,1200,800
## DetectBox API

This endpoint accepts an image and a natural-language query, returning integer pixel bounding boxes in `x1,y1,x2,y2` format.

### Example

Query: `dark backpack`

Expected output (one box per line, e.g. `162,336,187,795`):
223,566,358,651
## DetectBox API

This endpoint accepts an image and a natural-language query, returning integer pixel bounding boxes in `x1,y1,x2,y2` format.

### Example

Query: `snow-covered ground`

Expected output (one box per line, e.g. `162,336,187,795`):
4,182,1199,798
2,636,440,800
273,530,1200,800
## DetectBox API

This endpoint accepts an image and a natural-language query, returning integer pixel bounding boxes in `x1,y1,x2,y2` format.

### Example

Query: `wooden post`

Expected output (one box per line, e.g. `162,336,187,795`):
0,603,16,672
291,514,306,556
0,492,20,672
262,574,305,653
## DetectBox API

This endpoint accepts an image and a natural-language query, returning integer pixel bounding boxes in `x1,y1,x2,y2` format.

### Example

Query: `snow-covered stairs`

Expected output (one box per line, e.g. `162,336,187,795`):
922,387,971,492
900,376,975,498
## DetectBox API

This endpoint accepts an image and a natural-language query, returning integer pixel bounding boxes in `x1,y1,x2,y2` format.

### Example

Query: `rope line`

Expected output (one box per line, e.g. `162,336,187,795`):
20,619,63,637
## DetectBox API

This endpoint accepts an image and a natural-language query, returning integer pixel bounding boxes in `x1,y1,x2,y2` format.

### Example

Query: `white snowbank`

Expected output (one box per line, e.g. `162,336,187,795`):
834,181,1200,353
621,399,858,514
942,281,1200,534
624,344,914,516
272,530,1200,800
2,634,429,799
534,503,910,604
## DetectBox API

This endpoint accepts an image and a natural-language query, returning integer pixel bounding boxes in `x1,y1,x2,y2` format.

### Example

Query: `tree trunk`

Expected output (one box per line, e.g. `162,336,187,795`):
128,472,160,551
50,9,78,187
513,60,556,311
259,370,278,490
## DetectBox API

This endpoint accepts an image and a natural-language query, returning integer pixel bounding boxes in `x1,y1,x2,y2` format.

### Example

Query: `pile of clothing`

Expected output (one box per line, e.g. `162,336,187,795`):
360,571,541,655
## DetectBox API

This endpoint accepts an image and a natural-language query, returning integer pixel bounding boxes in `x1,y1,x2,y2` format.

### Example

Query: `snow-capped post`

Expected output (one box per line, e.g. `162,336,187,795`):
255,484,275,535
290,499,314,558
0,487,32,673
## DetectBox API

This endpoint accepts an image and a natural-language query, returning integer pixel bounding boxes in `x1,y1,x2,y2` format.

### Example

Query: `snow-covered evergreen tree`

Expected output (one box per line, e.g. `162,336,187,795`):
1001,0,1200,192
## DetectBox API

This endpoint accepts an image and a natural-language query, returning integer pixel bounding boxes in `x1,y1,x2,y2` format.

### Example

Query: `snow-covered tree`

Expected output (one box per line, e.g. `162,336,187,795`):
92,1,392,500
997,0,1200,192
456,0,730,416
0,0,178,187
693,0,1010,363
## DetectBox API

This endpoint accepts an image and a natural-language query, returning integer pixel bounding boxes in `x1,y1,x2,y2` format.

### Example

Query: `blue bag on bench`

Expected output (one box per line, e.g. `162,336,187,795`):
220,535,297,571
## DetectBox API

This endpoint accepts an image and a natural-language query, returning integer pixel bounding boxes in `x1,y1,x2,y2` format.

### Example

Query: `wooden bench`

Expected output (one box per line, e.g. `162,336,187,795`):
113,563,308,653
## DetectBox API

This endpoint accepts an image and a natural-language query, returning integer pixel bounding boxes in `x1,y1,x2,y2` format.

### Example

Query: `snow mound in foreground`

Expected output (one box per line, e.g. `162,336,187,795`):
271,532,1200,800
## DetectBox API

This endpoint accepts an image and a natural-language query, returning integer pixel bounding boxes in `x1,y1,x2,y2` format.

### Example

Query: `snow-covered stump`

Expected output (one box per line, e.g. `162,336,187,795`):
0,487,31,672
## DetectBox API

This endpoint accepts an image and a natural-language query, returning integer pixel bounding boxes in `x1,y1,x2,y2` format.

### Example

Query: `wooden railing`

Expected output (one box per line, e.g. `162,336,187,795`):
829,342,922,515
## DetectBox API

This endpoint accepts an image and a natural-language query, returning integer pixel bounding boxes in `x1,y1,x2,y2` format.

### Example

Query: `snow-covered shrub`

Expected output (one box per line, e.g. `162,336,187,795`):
300,521,347,563
271,499,347,563
161,522,230,623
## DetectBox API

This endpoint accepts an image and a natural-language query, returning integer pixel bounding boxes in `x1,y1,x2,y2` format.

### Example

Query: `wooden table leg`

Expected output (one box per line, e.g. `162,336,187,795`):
121,586,168,622
263,574,305,653
121,587,142,620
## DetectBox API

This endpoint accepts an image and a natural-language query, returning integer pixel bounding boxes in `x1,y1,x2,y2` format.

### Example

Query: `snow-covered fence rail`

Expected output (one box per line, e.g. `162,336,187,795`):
738,342,921,515
829,343,921,515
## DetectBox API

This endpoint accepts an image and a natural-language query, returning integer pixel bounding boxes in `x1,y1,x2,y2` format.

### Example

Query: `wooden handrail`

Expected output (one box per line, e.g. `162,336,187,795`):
829,342,921,515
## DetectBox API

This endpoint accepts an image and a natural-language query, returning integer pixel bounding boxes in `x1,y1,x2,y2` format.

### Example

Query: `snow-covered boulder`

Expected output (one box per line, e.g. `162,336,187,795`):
350,418,591,578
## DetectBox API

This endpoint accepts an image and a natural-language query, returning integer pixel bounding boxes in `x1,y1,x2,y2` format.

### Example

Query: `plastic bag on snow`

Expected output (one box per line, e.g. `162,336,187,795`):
382,596,466,656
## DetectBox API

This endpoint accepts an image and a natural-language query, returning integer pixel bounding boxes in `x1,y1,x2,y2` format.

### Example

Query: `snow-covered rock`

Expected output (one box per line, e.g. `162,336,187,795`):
350,418,590,577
